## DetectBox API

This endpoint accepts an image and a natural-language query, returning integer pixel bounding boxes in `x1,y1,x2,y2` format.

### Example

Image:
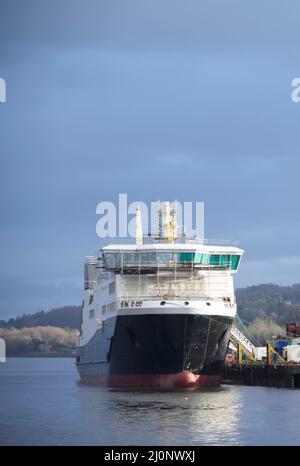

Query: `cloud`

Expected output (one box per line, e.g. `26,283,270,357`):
1,1,300,317
237,255,300,288
1,0,300,55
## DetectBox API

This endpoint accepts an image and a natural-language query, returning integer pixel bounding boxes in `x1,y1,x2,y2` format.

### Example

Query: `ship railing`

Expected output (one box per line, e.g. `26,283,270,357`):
117,294,233,302
184,238,239,246
103,261,234,272
102,237,239,246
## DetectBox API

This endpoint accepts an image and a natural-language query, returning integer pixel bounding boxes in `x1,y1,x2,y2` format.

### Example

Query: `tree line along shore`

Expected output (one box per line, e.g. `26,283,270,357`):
1,284,300,355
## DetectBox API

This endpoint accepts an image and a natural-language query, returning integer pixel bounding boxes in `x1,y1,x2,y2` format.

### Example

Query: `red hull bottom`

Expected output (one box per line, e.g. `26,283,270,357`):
79,371,222,390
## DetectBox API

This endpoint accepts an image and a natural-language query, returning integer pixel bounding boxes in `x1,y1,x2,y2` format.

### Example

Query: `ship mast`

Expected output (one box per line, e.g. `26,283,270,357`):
135,206,143,246
158,201,177,243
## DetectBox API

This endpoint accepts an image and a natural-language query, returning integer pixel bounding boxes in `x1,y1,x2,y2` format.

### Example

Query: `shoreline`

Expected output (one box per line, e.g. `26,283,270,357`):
5,353,75,358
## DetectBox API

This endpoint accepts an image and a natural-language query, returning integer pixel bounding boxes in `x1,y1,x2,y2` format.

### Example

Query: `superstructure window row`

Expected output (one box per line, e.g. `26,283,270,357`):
104,251,241,270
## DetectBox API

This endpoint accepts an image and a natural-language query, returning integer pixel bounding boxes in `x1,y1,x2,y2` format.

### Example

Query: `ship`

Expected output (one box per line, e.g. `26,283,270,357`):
76,202,244,389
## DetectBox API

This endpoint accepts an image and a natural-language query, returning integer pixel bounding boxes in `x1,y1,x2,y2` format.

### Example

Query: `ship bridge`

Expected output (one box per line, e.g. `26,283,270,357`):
102,242,243,273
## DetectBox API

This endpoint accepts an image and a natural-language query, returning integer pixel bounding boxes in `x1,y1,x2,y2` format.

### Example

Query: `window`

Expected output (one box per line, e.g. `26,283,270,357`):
194,252,202,263
220,254,231,267
194,252,209,264
89,309,95,319
194,252,240,269
209,254,220,266
109,302,116,312
179,252,195,263
105,251,160,267
202,253,210,264
109,282,116,294
231,255,241,270
123,252,138,265
157,252,176,264
140,252,157,264
104,253,118,267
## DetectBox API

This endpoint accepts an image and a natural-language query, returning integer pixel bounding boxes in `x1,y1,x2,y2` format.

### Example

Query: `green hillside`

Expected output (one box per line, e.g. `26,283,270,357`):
236,283,300,324
0,284,300,333
0,306,82,330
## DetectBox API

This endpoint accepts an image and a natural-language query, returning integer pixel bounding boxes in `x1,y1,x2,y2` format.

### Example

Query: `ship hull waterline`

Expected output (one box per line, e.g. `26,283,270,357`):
78,372,222,389
76,313,233,390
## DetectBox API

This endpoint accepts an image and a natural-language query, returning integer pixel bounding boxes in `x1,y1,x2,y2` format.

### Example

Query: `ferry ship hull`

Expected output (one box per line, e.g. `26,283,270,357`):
76,313,233,389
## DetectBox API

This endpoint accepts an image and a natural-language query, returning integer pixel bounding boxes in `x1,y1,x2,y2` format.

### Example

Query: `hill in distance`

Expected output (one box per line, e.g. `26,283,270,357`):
1,283,300,331
236,283,300,325
0,306,82,330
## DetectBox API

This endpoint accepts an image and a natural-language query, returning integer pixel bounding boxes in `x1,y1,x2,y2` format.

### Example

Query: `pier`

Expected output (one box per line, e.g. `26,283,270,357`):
225,324,300,389
223,361,300,389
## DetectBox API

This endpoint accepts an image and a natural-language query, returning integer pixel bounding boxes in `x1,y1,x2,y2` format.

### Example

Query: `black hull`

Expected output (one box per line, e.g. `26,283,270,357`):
76,313,233,389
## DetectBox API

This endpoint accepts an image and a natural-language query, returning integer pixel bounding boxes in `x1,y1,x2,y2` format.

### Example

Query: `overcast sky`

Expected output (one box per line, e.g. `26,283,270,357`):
0,1,300,319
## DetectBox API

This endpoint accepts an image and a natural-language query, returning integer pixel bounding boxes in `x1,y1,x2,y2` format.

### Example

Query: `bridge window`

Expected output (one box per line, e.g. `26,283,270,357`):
104,250,241,270
123,252,137,264
104,252,120,268
157,252,177,264
194,252,209,264
231,255,240,270
220,255,231,267
209,254,220,266
140,252,157,263
194,252,201,263
179,252,195,263
194,253,240,269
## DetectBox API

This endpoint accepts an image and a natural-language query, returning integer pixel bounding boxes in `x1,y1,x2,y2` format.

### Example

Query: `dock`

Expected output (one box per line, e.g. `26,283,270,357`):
222,362,300,389
226,323,300,389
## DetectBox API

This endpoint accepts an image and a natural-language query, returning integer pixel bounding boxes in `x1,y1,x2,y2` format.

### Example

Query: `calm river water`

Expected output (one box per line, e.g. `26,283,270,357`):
0,358,299,445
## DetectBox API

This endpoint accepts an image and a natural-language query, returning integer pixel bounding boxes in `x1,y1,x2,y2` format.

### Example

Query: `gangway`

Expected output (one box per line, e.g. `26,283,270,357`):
230,324,256,355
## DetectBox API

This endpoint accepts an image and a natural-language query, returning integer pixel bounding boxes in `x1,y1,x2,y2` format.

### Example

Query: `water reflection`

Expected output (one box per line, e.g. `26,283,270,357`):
76,384,241,445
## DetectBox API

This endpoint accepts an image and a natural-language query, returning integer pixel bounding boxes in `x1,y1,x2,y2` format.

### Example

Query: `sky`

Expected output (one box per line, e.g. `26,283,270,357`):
0,1,300,319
